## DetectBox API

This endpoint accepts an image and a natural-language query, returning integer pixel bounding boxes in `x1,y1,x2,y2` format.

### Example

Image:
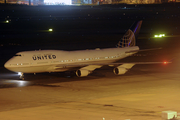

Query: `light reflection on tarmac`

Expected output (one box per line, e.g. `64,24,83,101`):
0,63,180,120
0,79,32,88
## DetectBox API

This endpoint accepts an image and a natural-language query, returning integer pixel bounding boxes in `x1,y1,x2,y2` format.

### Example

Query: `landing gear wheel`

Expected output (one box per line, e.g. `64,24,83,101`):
19,73,24,80
20,76,24,80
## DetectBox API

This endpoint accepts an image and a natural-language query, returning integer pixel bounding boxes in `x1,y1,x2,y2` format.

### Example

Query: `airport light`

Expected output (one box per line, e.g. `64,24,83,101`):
6,20,9,23
160,34,165,37
154,34,165,38
49,29,53,32
154,35,158,37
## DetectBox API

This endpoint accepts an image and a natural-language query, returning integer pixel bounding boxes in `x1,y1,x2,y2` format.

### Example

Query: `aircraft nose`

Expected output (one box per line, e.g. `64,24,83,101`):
4,60,11,69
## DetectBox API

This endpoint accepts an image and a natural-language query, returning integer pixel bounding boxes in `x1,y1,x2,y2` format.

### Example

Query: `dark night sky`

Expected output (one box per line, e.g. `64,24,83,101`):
0,3,180,66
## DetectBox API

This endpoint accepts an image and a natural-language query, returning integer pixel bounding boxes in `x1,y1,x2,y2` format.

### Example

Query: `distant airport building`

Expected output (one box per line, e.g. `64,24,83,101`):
101,0,112,4
82,0,92,4
0,0,179,5
168,0,176,2
0,0,4,3
44,0,72,5
1,0,33,5
111,0,161,4
1,0,71,5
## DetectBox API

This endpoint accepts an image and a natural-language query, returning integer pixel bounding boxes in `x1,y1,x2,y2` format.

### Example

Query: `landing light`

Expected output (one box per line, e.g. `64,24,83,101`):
163,61,167,64
18,72,22,76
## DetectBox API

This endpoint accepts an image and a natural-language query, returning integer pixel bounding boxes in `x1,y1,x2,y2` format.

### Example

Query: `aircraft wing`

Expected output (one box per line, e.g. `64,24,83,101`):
54,61,170,77
79,65,102,71
55,61,170,67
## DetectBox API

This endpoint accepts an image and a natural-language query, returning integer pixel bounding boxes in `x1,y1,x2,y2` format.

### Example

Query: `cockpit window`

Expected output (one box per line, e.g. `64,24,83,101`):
14,54,22,57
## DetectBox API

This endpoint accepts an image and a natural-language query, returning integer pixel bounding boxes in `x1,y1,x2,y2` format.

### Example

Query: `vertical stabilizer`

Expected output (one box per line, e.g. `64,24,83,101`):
116,21,142,48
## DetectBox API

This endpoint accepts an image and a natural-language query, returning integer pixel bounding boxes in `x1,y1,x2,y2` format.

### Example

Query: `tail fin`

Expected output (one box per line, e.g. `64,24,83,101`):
116,20,142,48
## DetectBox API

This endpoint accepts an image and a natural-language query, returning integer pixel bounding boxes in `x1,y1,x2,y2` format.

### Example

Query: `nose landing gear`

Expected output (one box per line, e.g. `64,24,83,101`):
18,72,24,80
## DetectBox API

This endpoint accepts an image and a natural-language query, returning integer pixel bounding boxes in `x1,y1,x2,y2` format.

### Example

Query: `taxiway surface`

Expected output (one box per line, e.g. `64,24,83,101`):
0,58,180,120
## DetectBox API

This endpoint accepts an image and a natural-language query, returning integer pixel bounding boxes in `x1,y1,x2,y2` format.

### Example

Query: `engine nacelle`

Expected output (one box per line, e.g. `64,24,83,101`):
113,67,128,75
76,69,90,77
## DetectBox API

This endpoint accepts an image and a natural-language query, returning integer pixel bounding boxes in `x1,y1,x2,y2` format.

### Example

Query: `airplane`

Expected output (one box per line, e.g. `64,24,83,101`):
4,21,168,79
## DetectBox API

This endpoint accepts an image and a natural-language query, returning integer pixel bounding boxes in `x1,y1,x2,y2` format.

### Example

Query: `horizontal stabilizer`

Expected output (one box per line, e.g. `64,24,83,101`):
125,47,162,53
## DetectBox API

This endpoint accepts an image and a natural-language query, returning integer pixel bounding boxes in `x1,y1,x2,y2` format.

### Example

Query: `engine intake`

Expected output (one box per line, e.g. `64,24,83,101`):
76,69,90,77
113,67,128,75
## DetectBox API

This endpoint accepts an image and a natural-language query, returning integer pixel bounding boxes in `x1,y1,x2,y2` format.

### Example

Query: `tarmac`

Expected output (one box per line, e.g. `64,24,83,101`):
0,54,180,120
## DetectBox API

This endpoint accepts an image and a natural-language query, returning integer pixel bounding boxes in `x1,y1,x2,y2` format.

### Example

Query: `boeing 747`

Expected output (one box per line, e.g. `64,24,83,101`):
4,21,168,79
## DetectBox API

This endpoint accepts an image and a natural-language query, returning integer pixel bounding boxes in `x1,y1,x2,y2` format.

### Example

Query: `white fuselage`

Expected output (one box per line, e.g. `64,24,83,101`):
4,46,139,73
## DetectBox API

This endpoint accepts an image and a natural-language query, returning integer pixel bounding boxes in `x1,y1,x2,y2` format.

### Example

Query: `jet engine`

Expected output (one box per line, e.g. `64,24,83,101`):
113,67,128,75
76,69,90,77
